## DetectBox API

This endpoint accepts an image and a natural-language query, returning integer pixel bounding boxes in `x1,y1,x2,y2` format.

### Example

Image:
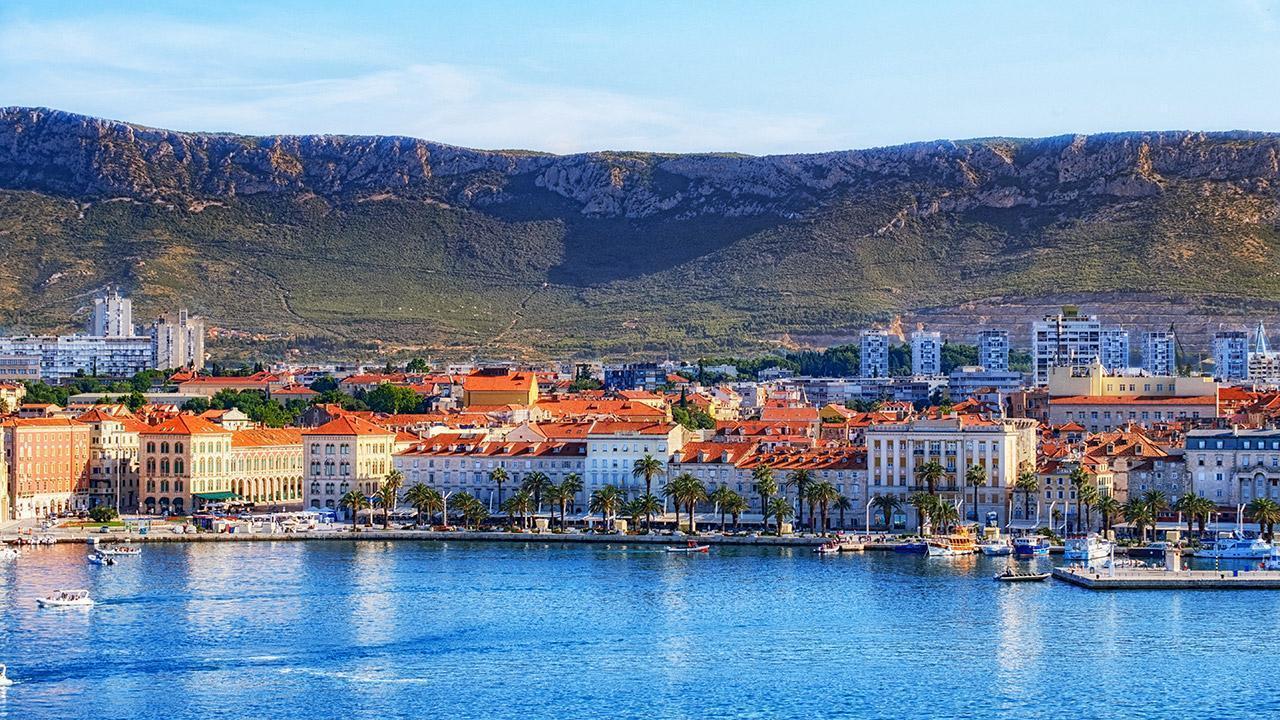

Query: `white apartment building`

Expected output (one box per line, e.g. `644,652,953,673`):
88,287,134,336
976,329,1009,371
1099,327,1130,371
865,416,1038,526
394,435,587,510
1185,429,1280,506
860,329,890,379
1031,308,1102,385
0,335,154,382
1141,330,1177,376
585,422,685,494
910,330,943,377
152,309,207,371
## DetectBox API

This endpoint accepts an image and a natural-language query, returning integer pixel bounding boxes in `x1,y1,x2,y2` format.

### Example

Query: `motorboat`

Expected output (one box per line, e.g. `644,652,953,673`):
1193,535,1271,560
37,589,94,608
837,539,866,552
665,542,710,554
0,546,18,561
99,544,141,556
814,540,841,555
993,569,1051,582
927,530,978,557
0,663,12,686
1064,534,1114,562
893,541,929,554
87,551,115,566
979,540,1013,556
1263,546,1280,571
1127,541,1171,558
1013,536,1051,556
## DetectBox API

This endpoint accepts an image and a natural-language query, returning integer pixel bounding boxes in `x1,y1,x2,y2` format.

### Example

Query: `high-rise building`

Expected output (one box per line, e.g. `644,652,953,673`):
1099,328,1130,371
1141,330,1177,376
88,287,134,337
1030,307,1102,386
976,329,1009,371
151,310,206,371
1247,322,1280,384
860,329,890,379
910,330,943,377
1213,331,1249,382
0,335,154,382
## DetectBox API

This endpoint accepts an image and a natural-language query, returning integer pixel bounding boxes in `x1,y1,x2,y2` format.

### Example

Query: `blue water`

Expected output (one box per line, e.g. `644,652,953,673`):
3,541,1279,719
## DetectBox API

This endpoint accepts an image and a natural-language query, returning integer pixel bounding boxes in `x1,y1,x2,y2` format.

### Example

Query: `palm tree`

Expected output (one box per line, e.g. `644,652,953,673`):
964,464,987,525
1014,465,1040,523
376,470,404,529
1140,490,1169,529
621,498,646,533
632,493,663,532
907,491,937,535
1174,493,1198,536
632,454,665,497
489,467,509,506
871,494,902,532
501,489,534,530
404,483,442,527
521,472,553,515
916,460,945,496
933,501,960,534
1192,495,1216,535
752,465,777,532
1123,498,1154,542
808,481,839,533
544,484,568,529
559,473,585,520
339,490,370,531
1247,497,1280,542
589,485,625,532
461,495,489,529
833,495,852,530
709,485,739,532
1092,494,1121,534
724,492,750,531
767,496,795,534
663,473,708,533
1068,466,1090,533
1078,484,1099,532
786,469,814,529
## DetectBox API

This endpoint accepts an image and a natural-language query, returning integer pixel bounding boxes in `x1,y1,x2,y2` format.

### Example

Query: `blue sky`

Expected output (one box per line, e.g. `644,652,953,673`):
2,1,1278,154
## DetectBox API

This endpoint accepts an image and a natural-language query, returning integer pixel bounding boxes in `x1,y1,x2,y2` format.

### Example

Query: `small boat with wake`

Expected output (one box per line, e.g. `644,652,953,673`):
0,663,12,686
99,543,141,556
666,541,710,554
37,589,94,608
87,551,116,566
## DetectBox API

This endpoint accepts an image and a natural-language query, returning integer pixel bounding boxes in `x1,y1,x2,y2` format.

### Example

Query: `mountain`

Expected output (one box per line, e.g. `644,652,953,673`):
3,106,1280,360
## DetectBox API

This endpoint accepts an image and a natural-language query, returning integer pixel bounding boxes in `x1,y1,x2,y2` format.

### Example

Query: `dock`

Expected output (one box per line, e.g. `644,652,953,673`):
1052,565,1280,590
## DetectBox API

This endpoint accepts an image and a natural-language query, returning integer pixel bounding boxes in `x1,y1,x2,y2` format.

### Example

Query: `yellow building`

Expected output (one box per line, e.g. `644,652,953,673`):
230,428,305,508
1046,359,1217,398
140,415,233,514
462,369,539,408
302,415,395,515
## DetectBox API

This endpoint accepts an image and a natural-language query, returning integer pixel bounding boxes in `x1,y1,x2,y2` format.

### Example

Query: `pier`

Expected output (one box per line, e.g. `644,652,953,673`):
1052,565,1280,590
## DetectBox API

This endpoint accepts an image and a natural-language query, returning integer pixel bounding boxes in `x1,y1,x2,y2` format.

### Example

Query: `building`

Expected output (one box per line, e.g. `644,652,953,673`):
229,428,305,508
0,355,40,383
0,381,25,413
1049,396,1218,433
947,366,1025,400
461,369,538,408
394,435,588,510
603,363,667,391
1185,428,1280,506
139,415,234,515
302,415,395,516
151,309,206,371
77,409,143,512
0,335,155,382
88,287,134,336
0,431,7,521
2,418,92,519
865,415,1039,527
1141,330,1177,376
1031,307,1102,385
1213,331,1249,382
1099,328,1130,371
1045,360,1217,399
910,330,943,377
860,329,890,379
585,422,685,494
977,329,1009,372
176,371,282,397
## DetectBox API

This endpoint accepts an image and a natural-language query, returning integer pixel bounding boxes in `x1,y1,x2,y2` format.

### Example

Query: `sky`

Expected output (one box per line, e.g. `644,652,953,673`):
2,0,1279,155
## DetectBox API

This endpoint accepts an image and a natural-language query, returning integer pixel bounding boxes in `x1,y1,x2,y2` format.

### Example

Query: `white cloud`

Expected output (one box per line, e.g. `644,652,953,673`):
0,17,834,154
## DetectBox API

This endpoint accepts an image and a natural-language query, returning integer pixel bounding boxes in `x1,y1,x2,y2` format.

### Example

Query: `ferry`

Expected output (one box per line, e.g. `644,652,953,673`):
1193,535,1271,560
37,589,93,608
927,529,978,557
1064,534,1114,562
1013,536,1051,556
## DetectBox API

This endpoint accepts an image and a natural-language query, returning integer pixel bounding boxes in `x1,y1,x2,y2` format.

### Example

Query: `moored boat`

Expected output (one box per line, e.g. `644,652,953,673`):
993,569,1051,582
99,544,141,556
1193,535,1271,560
37,589,93,608
814,540,841,555
1126,541,1170,558
1064,534,1114,562
1013,536,1051,556
927,529,978,557
979,540,1013,556
893,541,929,554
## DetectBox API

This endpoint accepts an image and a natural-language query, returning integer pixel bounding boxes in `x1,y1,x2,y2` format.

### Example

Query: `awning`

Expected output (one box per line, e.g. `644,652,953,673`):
193,491,241,501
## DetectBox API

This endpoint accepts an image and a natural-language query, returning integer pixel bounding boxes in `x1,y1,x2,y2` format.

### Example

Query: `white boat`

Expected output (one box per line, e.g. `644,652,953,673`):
1064,534,1114,562
1193,535,1272,559
979,541,1013,556
926,531,978,557
665,543,710,553
1013,536,1051,556
87,551,115,566
99,544,141,556
37,589,94,608
0,663,12,687
1263,547,1280,570
0,546,18,561
814,540,841,555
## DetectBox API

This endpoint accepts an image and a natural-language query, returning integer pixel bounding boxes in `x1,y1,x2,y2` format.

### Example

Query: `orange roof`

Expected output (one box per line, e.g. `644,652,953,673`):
463,370,536,393
1,417,84,428
143,414,232,435
303,415,394,437
273,384,319,396
760,407,820,422
231,428,303,447
586,421,676,436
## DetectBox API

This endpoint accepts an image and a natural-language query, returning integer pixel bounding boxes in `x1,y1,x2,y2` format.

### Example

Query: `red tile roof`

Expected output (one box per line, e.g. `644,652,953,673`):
142,414,232,435
303,415,394,437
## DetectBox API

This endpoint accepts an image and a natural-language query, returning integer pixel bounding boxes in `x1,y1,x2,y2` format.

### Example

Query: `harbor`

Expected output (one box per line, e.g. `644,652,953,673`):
1052,565,1280,589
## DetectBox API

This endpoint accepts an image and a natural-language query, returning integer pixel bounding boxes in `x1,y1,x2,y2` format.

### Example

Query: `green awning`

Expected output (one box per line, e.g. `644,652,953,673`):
193,491,240,501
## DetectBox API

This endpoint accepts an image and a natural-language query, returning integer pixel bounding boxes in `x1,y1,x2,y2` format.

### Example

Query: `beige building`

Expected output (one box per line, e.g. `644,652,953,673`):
1046,360,1217,398
866,415,1039,526
2,418,92,519
229,428,304,508
151,309,206,371
140,415,233,515
77,409,144,512
302,416,395,516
